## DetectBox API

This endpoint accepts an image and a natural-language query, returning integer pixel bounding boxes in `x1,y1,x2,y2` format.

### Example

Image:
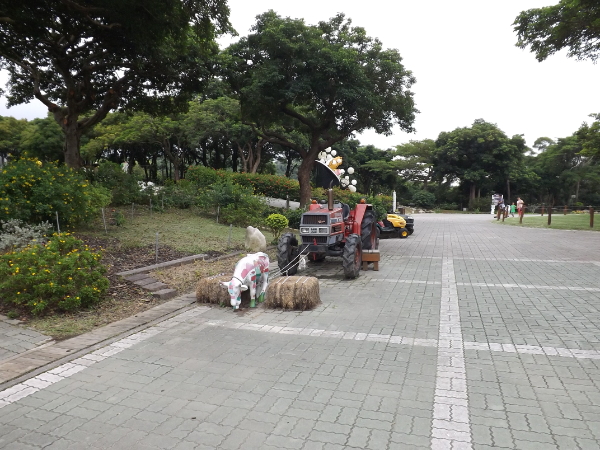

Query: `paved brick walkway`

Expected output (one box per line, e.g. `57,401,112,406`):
0,317,52,363
1,214,600,449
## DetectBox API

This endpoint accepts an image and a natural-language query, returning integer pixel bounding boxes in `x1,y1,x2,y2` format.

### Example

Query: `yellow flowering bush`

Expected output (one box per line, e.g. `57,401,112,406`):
0,156,110,227
0,233,109,315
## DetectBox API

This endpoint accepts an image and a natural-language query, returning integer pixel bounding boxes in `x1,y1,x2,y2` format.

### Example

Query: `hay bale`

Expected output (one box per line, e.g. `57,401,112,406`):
265,276,320,310
196,274,231,306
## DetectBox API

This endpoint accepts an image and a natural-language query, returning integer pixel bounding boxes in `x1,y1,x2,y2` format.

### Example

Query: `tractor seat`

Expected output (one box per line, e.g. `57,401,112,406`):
341,203,350,220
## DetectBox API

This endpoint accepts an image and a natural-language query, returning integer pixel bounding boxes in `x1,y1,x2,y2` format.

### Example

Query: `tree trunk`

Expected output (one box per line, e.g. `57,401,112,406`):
469,184,476,201
285,150,293,178
297,157,316,206
62,117,83,169
506,179,511,203
250,140,264,174
575,179,580,201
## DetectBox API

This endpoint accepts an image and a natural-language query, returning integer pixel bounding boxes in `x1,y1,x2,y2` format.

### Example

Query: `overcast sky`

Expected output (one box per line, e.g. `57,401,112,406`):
2,0,598,151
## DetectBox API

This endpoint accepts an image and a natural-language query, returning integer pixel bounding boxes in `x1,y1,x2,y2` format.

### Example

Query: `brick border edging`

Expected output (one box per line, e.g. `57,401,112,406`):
0,293,198,388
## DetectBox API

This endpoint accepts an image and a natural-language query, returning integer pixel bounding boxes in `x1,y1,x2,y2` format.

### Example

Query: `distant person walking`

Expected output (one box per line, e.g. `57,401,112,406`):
510,202,516,217
517,197,524,216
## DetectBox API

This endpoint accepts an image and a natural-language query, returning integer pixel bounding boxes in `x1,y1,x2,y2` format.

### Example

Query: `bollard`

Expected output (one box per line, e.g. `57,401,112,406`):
286,195,290,209
591,207,595,228
548,207,552,226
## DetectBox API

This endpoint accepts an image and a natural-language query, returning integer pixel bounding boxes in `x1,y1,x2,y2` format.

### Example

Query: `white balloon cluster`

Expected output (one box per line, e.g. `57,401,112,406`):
318,147,358,192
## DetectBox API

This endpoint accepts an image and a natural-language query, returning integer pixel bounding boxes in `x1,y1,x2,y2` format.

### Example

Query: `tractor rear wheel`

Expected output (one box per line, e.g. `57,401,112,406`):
277,233,299,275
398,228,409,239
343,234,362,279
361,210,377,250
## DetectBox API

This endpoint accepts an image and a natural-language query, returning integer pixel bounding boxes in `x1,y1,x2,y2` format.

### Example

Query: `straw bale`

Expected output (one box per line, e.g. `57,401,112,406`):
265,276,320,310
196,274,231,306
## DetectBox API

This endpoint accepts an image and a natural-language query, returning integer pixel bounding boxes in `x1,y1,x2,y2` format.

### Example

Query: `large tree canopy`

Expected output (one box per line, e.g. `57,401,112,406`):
225,11,417,205
433,119,525,202
514,0,600,61
0,0,231,168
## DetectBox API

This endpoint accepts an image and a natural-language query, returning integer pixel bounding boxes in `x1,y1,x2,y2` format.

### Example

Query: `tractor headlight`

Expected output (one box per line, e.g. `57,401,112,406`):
300,227,310,234
318,227,328,234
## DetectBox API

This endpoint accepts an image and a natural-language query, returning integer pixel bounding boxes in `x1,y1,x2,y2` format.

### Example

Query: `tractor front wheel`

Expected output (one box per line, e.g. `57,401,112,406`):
398,228,409,239
343,234,362,279
277,233,299,275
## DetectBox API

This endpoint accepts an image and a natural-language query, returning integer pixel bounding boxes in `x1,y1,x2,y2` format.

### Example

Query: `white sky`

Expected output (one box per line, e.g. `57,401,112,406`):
2,0,598,150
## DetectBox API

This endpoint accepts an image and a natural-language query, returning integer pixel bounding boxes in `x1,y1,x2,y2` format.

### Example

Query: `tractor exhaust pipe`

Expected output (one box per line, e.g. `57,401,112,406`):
328,188,334,210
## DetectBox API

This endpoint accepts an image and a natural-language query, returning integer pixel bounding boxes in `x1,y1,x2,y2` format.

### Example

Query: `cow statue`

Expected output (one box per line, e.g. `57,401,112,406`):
221,252,270,310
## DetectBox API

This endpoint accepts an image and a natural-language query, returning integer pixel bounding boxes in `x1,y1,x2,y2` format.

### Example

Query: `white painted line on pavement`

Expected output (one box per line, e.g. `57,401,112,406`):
203,320,600,360
431,257,472,450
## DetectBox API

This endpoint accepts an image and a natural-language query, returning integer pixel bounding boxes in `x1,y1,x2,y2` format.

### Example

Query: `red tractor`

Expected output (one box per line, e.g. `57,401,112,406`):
277,189,378,279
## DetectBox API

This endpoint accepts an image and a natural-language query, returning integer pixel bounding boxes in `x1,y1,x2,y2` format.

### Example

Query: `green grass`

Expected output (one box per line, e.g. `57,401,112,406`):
495,213,598,231
80,207,258,253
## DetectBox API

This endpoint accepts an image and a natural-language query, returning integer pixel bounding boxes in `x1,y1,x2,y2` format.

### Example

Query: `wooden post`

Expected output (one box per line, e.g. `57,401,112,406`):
591,207,595,228
541,204,544,216
547,207,552,226
564,205,567,215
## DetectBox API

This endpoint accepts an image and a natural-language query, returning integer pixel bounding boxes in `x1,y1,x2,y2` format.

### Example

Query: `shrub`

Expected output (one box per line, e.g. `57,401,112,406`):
162,180,199,209
0,233,109,315
438,203,459,210
0,219,53,253
265,214,289,242
219,196,268,228
91,161,141,206
231,173,300,201
198,180,268,227
281,208,305,229
185,165,229,189
412,190,436,209
0,156,111,227
468,197,491,212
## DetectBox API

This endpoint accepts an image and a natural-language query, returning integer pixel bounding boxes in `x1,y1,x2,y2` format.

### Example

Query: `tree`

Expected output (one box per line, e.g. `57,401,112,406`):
532,137,555,155
433,120,524,202
19,116,65,162
577,113,600,158
0,0,231,168
392,139,436,189
184,96,267,174
225,11,417,205
514,0,600,61
0,116,27,164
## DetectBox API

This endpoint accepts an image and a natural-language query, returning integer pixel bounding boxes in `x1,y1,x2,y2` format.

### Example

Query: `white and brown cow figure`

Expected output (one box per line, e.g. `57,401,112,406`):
220,252,270,310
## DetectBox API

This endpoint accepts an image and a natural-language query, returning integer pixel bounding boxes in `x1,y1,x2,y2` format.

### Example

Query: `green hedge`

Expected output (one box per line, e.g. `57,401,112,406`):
185,166,300,201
